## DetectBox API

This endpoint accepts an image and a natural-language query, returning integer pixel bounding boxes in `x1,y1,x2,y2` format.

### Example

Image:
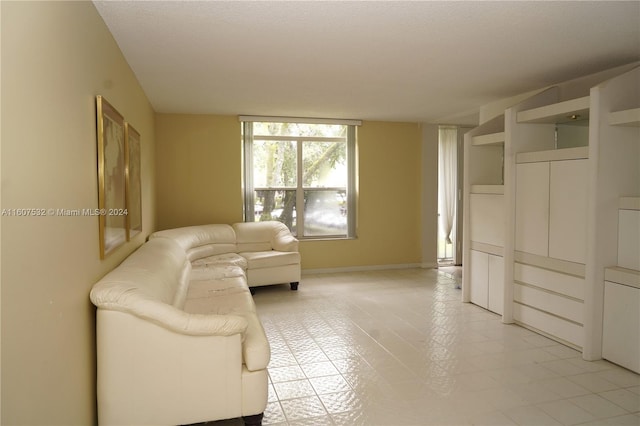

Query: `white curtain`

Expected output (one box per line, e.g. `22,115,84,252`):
438,127,457,245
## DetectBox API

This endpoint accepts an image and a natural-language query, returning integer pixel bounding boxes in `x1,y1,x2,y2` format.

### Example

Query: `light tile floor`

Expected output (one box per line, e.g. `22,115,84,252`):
213,268,640,425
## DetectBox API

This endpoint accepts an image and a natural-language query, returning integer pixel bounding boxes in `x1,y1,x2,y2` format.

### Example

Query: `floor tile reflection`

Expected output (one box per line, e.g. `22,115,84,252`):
212,267,639,425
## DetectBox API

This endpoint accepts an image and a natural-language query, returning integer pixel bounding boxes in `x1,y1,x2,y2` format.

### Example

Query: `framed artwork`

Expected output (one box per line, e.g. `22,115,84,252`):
125,123,142,240
96,95,127,258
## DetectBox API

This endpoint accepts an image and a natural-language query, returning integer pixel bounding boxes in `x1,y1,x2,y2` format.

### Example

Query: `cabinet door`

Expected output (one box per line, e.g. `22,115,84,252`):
469,194,505,247
603,281,640,373
488,255,504,315
549,159,588,264
515,162,550,257
470,250,489,309
618,209,640,271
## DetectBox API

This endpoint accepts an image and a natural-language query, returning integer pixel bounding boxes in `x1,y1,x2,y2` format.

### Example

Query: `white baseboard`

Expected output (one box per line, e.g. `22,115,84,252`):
302,263,436,275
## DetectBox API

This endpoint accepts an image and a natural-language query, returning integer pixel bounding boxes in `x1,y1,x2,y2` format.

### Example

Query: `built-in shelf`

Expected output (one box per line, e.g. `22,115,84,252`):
609,108,640,127
464,66,640,363
470,241,504,257
517,96,591,124
605,266,640,289
472,132,505,146
516,146,589,164
619,197,640,210
515,251,586,278
470,184,504,195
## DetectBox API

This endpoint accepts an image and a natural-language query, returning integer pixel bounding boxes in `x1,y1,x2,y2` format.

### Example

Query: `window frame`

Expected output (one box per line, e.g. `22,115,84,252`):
241,117,359,240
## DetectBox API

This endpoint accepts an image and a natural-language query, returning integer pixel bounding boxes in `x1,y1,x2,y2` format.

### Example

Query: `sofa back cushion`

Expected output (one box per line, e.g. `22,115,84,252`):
151,224,237,262
91,238,191,309
233,221,298,253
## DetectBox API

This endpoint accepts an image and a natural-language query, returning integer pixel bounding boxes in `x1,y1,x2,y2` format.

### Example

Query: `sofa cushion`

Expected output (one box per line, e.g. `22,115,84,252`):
190,264,245,281
92,238,190,306
240,251,301,270
151,224,237,262
184,289,256,316
192,253,248,270
233,221,298,253
187,274,249,300
90,239,248,337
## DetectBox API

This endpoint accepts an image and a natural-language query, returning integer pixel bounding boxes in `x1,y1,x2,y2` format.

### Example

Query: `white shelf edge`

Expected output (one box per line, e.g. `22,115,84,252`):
516,146,589,164
470,241,504,257
517,96,590,124
619,197,640,211
470,185,504,195
472,132,505,146
605,267,640,289
514,251,586,278
609,108,640,127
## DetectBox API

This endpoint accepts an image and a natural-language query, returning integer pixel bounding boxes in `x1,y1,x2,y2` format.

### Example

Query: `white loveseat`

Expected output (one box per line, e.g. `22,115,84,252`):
90,221,300,426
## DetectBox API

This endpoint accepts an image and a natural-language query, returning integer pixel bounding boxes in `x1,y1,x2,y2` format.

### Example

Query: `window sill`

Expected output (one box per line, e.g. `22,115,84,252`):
299,236,357,242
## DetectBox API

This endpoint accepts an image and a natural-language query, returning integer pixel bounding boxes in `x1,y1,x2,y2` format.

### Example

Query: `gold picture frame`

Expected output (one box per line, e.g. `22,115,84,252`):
96,96,127,259
125,123,142,240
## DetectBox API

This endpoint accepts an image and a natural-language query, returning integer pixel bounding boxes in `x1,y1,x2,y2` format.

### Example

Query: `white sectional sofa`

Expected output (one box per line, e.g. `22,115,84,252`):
151,221,301,291
90,221,300,426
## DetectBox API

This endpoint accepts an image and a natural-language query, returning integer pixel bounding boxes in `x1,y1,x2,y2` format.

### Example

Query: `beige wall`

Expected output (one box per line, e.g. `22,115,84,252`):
155,114,243,229
301,121,423,270
1,2,155,424
156,116,426,270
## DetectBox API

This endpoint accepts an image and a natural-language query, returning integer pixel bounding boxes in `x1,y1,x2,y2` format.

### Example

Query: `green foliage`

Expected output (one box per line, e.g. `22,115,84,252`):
252,122,347,188
250,122,349,233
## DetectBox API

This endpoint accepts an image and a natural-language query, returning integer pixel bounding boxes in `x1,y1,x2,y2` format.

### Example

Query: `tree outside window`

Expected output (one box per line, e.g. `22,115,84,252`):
242,120,357,239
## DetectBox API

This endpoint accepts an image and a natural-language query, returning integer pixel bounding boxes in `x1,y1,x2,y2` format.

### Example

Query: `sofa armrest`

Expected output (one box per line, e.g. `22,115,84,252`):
271,223,299,252
96,309,247,425
91,286,248,337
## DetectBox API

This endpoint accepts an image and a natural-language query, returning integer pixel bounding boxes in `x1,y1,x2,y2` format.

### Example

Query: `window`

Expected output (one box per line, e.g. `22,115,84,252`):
241,117,359,239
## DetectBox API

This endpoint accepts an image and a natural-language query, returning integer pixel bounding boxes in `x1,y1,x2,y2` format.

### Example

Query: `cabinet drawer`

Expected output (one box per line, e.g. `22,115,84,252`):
514,303,583,348
514,263,584,300
514,283,583,324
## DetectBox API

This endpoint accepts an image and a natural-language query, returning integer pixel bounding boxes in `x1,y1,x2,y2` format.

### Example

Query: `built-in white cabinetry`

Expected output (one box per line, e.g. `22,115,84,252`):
462,115,506,316
548,159,589,264
602,268,640,373
469,192,504,249
469,250,489,308
601,199,640,373
463,64,639,362
487,254,505,314
618,206,640,271
508,92,591,349
513,261,585,348
514,162,549,258
469,250,504,315
586,66,640,364
514,157,588,264
608,107,640,126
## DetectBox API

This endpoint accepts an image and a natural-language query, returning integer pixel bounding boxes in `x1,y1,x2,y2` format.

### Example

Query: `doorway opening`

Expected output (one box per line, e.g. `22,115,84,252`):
437,126,465,266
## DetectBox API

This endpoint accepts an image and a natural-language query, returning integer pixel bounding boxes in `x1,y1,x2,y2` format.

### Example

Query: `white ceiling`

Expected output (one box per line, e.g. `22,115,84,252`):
94,1,640,125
